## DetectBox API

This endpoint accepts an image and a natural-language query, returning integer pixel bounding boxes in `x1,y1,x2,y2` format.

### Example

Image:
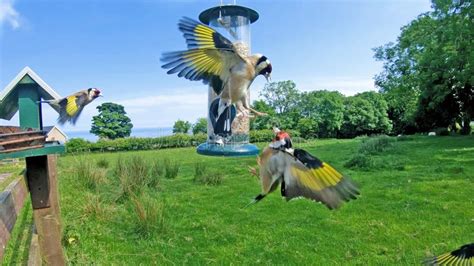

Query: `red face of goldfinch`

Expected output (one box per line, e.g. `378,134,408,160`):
89,88,102,99
269,131,292,149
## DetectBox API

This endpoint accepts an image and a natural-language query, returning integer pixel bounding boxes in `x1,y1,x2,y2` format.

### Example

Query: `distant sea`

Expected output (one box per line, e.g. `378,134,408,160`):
66,127,173,142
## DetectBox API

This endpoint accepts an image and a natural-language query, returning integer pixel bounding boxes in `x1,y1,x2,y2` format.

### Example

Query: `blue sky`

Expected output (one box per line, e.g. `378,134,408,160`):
0,0,432,132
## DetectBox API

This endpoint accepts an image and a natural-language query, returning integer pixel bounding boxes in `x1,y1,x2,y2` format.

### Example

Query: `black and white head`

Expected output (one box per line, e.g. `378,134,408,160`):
255,55,272,82
87,88,102,100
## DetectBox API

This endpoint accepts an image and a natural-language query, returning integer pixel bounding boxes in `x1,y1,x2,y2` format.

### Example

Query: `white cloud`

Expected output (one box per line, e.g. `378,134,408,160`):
0,0,20,29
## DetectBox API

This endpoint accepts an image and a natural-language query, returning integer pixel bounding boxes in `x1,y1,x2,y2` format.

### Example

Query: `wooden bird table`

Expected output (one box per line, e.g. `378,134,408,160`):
0,130,65,265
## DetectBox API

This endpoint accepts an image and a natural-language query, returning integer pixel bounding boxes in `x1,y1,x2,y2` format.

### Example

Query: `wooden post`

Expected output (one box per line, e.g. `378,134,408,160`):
26,154,65,265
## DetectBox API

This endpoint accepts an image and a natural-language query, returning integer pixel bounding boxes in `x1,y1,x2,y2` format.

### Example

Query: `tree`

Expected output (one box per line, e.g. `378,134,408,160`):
339,92,392,138
296,117,318,139
374,0,473,134
260,81,300,114
192,118,207,135
250,100,280,130
90,102,133,140
173,120,191,134
298,90,345,138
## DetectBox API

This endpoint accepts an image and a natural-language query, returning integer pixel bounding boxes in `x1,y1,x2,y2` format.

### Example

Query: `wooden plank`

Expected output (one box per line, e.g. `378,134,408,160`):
0,145,43,154
29,155,65,265
0,143,65,160
0,191,16,258
28,232,41,266
0,130,43,138
9,178,28,214
0,135,45,146
0,177,28,259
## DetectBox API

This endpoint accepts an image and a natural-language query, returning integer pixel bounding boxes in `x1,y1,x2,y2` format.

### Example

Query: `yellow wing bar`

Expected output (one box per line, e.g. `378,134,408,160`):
65,96,78,116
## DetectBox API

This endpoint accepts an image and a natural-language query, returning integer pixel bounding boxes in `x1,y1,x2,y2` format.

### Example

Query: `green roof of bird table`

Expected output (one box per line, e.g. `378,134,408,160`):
0,67,61,125
0,67,65,159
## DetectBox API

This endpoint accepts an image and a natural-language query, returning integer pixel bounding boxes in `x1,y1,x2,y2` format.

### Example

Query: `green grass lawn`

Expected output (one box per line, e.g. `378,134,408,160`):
6,135,474,264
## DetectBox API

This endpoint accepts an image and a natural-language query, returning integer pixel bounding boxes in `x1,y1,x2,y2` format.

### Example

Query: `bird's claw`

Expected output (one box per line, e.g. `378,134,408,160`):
237,110,253,118
248,166,258,178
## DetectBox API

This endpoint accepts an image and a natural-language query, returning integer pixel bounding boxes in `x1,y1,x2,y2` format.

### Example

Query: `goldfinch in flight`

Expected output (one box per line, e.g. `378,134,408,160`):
42,88,102,125
425,243,474,265
161,17,272,117
248,130,360,209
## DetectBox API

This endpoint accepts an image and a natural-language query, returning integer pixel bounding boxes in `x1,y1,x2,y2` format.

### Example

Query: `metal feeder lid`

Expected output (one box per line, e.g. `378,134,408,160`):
199,5,259,25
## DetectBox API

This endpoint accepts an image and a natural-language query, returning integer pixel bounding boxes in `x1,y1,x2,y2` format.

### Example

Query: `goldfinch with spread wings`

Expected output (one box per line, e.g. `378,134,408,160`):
425,243,474,265
161,17,272,117
42,88,102,125
248,131,359,209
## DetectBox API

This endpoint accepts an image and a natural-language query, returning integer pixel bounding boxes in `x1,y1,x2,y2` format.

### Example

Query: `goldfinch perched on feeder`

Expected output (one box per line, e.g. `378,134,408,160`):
248,130,359,209
42,88,102,125
425,243,474,265
161,17,272,117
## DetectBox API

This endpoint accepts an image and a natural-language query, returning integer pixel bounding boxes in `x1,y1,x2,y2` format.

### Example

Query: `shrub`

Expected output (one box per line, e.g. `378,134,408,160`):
358,135,394,155
66,131,305,154
130,194,166,237
249,129,302,143
164,158,180,179
344,154,375,170
81,193,109,220
115,156,149,200
148,159,163,188
66,138,92,153
194,162,207,179
345,135,395,170
193,162,223,186
194,171,223,186
250,130,274,143
96,158,109,168
75,158,106,190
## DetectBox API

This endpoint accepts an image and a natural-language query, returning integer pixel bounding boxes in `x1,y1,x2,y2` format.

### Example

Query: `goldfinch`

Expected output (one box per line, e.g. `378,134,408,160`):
269,127,293,150
425,243,474,265
161,17,272,118
42,88,102,125
248,131,359,209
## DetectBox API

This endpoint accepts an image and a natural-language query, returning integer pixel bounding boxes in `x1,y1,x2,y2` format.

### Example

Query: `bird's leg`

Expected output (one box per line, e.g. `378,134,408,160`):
242,97,268,116
248,166,259,180
243,97,267,117
248,107,268,117
236,101,252,118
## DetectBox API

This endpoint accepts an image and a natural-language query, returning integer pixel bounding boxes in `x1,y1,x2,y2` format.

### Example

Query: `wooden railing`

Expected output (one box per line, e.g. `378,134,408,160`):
0,174,28,259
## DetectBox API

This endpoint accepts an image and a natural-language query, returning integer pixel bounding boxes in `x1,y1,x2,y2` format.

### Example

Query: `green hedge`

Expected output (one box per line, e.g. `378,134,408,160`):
66,133,206,153
66,130,304,154
249,129,301,143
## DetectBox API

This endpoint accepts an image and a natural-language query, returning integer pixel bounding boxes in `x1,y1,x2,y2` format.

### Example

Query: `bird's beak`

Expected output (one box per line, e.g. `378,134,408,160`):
264,73,271,82
99,94,104,97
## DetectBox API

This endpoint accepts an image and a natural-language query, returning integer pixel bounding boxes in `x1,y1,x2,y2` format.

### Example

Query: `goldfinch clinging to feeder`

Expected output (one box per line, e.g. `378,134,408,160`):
161,17,272,117
248,131,359,209
43,88,102,125
425,243,474,265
